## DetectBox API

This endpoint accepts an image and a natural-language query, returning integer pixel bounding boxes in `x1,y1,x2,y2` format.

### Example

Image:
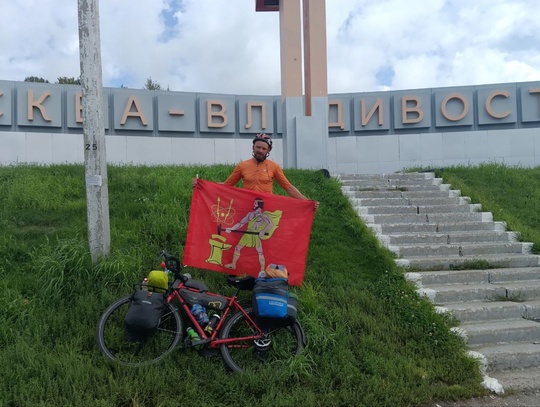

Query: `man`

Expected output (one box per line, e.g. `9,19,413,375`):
224,134,318,205
194,133,318,208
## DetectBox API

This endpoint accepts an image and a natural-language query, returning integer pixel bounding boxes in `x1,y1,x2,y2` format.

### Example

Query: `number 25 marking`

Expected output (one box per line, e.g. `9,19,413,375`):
85,143,98,151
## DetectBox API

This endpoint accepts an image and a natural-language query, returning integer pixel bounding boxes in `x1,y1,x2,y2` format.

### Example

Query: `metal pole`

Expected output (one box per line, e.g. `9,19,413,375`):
77,0,111,262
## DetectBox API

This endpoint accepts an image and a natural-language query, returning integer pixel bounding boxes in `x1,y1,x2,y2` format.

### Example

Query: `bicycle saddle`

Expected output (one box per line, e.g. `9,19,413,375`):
227,275,256,290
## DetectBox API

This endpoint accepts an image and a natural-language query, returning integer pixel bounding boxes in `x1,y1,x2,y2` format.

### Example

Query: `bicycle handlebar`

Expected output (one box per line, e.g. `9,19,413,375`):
160,250,185,281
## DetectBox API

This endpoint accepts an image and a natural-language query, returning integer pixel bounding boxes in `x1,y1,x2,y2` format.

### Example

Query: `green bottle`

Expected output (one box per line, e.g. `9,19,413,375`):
186,327,202,350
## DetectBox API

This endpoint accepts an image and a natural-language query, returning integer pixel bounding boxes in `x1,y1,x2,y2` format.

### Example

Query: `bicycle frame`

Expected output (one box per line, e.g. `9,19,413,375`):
166,279,264,349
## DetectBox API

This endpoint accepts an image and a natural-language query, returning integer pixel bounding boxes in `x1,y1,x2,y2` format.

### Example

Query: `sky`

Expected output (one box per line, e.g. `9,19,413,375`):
1,0,539,96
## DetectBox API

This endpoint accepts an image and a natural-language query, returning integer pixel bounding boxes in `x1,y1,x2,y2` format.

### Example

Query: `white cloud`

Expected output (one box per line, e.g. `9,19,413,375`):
0,0,539,94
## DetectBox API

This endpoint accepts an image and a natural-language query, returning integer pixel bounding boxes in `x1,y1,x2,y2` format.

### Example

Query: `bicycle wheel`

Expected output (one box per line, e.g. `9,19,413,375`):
220,306,304,373
96,294,183,366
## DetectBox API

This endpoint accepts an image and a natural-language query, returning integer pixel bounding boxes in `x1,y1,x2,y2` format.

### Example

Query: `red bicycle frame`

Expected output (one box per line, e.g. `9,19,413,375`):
166,281,264,349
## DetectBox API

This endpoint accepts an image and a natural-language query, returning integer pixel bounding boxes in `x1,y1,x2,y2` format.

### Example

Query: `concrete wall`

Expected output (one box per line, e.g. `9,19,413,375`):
329,127,540,174
0,130,286,168
3,127,540,175
2,79,540,174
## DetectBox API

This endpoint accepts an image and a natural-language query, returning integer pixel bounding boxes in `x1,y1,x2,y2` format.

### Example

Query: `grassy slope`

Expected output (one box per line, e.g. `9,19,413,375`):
0,164,489,407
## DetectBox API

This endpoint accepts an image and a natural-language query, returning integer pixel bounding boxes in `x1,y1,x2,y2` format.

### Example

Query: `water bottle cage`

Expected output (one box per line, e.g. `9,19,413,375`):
188,337,211,348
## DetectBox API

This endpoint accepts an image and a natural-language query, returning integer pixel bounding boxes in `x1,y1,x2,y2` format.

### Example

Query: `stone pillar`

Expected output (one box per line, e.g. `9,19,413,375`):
298,0,328,169
278,0,303,169
278,0,328,170
78,0,111,262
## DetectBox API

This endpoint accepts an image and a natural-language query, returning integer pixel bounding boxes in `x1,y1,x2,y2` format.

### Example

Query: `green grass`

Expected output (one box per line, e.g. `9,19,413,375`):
435,163,540,253
0,163,515,407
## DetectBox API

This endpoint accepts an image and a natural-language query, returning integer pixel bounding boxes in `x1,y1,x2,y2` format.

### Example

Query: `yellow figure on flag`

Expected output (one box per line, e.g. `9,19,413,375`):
224,197,282,274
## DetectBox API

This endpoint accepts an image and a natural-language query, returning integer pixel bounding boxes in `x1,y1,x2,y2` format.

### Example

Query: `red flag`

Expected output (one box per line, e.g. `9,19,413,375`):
183,180,315,286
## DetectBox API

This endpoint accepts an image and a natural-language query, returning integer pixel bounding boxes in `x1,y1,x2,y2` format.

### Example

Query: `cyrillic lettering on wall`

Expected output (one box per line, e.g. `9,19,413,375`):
27,90,51,121
529,89,540,114
441,93,469,121
168,109,185,116
207,100,228,128
485,91,511,119
328,100,345,129
361,98,384,126
402,96,423,124
120,96,148,125
245,102,266,129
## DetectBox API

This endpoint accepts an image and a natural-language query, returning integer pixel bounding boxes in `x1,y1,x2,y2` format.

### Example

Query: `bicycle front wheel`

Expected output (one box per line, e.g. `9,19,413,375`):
220,307,304,373
96,294,183,366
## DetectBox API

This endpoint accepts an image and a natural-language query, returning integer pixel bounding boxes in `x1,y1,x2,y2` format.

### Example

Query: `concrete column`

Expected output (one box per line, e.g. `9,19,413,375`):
279,0,303,169
78,0,111,262
298,0,328,169
278,0,329,170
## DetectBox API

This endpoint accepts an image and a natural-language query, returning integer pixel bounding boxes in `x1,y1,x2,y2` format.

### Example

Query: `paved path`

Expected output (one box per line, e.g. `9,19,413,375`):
430,367,540,406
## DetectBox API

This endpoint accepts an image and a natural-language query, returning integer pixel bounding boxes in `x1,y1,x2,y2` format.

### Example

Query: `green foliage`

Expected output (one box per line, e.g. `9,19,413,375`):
144,77,162,90
0,164,488,407
435,163,540,253
56,76,82,85
24,76,50,83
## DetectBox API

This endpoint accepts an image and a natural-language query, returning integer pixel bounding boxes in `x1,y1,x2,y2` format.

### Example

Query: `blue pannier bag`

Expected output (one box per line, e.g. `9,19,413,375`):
252,277,289,318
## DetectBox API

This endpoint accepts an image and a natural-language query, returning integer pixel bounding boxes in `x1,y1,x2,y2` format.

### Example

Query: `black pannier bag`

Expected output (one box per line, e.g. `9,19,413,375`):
124,290,167,341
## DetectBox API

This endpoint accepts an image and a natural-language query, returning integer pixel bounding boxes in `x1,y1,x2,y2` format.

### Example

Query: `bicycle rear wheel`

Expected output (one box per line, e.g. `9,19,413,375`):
220,307,304,373
96,294,183,366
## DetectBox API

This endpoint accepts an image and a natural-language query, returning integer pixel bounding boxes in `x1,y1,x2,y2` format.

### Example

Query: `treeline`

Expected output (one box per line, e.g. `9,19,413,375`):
23,76,166,90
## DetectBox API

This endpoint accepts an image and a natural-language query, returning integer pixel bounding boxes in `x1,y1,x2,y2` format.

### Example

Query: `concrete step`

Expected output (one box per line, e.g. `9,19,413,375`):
341,180,444,189
489,267,540,283
524,300,540,319
461,319,540,346
385,231,518,245
354,196,467,206
471,342,540,371
344,189,461,199
362,211,492,224
398,253,540,271
339,172,436,181
358,203,478,215
418,281,540,304
392,242,530,257
375,221,507,234
344,183,446,191
406,269,489,286
340,176,443,185
437,301,527,323
343,171,540,385
406,268,540,286
417,282,508,303
343,188,461,199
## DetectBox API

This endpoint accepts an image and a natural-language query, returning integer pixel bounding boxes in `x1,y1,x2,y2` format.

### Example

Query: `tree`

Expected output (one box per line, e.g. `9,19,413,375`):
24,76,50,83
144,77,162,90
56,76,82,85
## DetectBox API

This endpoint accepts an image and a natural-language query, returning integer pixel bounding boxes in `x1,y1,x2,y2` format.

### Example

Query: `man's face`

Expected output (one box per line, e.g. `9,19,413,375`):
252,141,270,161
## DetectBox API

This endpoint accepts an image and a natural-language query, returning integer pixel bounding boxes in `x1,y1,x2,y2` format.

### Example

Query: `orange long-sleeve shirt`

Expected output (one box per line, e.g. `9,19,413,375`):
224,158,293,194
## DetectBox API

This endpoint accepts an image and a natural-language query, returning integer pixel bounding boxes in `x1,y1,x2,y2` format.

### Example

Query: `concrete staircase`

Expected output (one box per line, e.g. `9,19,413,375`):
340,172,540,391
